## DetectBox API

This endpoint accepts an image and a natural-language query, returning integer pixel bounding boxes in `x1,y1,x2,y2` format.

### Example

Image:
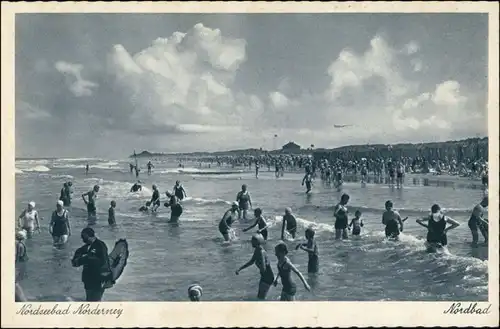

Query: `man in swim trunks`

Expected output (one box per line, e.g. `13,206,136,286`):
85,163,89,176
219,202,239,242
334,194,350,240
468,196,488,246
17,201,41,238
147,161,154,175
130,181,142,192
302,173,313,193
236,184,252,222
149,184,161,213
382,200,404,240
235,234,275,300
82,185,100,222
281,207,297,240
71,227,111,302
242,208,269,240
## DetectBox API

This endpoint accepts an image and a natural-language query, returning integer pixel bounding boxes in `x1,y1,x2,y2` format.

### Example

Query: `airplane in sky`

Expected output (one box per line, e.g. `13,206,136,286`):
333,124,353,128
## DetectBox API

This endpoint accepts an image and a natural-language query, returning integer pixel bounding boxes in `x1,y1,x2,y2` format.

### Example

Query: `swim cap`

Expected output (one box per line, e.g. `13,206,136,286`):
28,201,35,208
285,207,292,214
188,284,203,298
57,200,64,207
16,230,27,240
385,200,393,208
232,201,239,207
152,184,157,189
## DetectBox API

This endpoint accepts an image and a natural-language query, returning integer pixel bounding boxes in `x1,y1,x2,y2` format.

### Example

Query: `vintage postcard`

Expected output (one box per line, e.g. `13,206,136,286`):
1,1,499,327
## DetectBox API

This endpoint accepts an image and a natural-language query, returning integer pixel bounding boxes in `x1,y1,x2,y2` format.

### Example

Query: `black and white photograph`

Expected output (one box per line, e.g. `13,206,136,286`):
2,1,499,328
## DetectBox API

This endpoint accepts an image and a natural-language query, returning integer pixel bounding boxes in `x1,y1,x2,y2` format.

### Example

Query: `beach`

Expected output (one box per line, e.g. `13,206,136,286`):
15,157,488,301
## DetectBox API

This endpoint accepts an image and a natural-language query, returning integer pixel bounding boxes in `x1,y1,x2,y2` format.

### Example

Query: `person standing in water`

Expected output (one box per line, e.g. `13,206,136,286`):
255,160,260,179
17,201,41,238
242,208,269,240
281,207,297,240
396,162,405,188
150,184,161,213
108,201,116,226
236,184,252,222
15,230,28,263
468,196,488,246
382,200,404,241
235,234,275,300
71,227,110,302
85,163,89,176
49,200,71,246
82,185,100,222
147,161,154,175
295,227,319,274
134,165,140,178
167,196,183,223
219,202,239,242
302,173,313,194
173,180,187,201
273,242,311,301
416,204,460,251
333,194,350,240
349,210,364,237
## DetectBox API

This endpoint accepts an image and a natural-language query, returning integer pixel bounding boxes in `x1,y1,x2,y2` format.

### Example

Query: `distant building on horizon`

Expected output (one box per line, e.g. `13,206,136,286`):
282,141,301,152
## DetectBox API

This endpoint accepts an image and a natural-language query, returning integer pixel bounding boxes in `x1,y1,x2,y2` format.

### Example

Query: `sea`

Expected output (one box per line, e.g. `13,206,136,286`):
14,157,489,301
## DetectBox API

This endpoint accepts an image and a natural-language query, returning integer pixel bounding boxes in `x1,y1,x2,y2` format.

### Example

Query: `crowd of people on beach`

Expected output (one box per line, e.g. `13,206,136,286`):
15,151,489,302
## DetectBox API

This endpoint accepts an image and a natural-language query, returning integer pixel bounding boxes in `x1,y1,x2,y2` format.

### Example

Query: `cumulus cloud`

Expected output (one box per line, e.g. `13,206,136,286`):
107,23,259,134
411,58,423,72
432,80,467,106
402,41,419,55
55,61,99,97
269,91,289,108
326,35,411,102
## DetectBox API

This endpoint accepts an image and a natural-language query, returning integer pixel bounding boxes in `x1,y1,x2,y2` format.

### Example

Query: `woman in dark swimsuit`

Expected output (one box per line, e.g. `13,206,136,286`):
273,242,310,301
417,204,459,251
334,194,350,240
235,234,275,300
173,181,187,201
242,208,269,240
49,200,71,246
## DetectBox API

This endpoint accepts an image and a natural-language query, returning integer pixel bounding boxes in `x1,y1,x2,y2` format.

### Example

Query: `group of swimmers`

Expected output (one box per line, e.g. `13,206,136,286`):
15,161,489,302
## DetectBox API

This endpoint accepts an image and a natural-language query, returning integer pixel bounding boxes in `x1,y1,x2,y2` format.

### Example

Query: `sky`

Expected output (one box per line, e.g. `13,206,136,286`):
15,13,488,158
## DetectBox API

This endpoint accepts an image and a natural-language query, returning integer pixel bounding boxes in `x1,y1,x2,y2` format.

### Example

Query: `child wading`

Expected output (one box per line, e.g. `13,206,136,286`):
295,227,319,274
273,242,311,301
